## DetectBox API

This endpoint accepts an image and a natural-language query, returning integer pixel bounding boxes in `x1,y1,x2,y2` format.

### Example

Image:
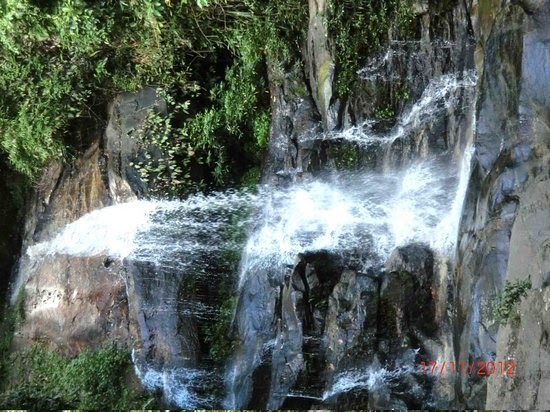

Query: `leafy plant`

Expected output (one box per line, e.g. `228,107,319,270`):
0,344,152,410
331,141,362,169
327,0,415,97
493,277,532,323
128,0,306,194
375,105,396,120
0,288,26,387
0,0,290,182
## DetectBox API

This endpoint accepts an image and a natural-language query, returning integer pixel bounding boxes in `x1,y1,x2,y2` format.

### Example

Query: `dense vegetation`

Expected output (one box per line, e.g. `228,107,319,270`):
0,290,153,410
0,0,414,188
0,344,152,410
0,0,307,192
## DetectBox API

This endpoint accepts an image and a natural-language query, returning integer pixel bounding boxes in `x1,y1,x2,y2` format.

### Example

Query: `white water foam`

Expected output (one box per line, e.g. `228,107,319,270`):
133,356,217,409
27,190,258,263
332,71,476,147
431,144,475,254
322,349,421,401
26,201,157,259
238,152,470,287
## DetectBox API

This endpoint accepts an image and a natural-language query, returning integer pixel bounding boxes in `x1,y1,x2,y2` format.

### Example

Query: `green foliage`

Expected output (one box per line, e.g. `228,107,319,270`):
327,0,415,97
127,0,306,194
228,0,307,79
493,278,532,324
374,105,396,120
240,166,262,190
205,296,237,364
0,344,150,410
130,98,199,196
0,290,153,409
180,0,306,186
253,111,270,149
0,0,162,177
331,142,362,169
372,83,411,125
0,0,302,183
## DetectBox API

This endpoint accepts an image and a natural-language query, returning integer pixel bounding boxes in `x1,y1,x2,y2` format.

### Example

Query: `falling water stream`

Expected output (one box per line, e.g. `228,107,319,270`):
25,69,476,408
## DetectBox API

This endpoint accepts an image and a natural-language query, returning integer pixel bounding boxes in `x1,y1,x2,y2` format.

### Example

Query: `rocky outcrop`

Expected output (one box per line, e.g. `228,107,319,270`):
267,0,476,186
231,244,449,410
455,0,550,409
10,87,164,354
232,1,479,409
263,61,323,184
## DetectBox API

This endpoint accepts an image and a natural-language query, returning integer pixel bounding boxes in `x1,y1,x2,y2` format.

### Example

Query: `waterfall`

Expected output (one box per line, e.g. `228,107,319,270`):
25,191,258,409
20,67,476,408
321,349,420,401
227,69,477,408
237,70,476,287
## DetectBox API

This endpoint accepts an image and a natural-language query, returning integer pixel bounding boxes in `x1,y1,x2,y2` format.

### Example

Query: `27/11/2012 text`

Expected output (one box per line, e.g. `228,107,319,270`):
420,360,515,376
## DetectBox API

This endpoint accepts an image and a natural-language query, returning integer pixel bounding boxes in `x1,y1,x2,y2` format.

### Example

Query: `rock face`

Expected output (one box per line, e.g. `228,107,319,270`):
256,1,550,408
10,88,163,354
266,0,476,186
455,0,550,409
306,0,336,131
230,244,448,410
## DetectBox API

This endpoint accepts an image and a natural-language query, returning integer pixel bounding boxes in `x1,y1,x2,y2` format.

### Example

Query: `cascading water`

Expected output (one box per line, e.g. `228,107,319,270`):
26,191,258,408
321,348,421,401
22,64,476,408
227,68,477,409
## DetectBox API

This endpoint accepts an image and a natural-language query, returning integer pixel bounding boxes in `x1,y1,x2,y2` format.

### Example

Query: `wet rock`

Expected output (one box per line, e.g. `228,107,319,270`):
347,0,475,163
323,269,377,380
325,243,443,410
227,265,280,409
383,244,437,343
125,260,201,374
232,243,446,410
230,251,345,409
263,61,323,184
485,109,550,409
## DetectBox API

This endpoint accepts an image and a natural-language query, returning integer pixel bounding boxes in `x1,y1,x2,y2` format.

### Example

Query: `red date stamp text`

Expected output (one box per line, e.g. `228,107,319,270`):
419,360,515,376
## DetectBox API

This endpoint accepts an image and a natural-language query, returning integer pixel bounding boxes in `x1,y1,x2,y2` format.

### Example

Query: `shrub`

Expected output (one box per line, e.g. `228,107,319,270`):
0,0,290,183
0,344,151,410
125,0,307,194
493,277,532,323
